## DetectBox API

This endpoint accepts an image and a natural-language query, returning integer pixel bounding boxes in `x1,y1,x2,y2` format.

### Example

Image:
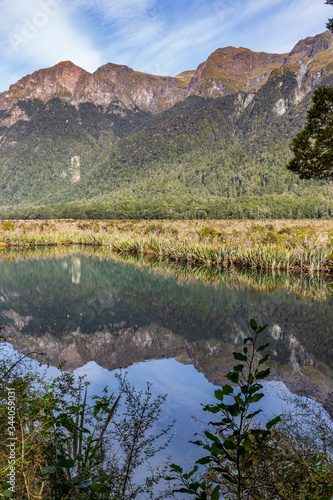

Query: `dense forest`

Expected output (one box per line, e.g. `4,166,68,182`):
0,42,333,219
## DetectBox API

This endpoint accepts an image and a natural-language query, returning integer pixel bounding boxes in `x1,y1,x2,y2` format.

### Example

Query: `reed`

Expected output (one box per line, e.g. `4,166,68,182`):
1,219,333,273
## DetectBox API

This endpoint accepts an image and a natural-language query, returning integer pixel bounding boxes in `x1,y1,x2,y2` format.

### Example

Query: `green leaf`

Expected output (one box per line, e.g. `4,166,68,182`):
211,443,222,455
245,409,262,420
228,406,241,417
243,337,253,344
243,438,252,451
242,459,253,471
256,343,270,352
3,491,13,499
41,466,57,474
215,386,233,399
204,430,221,445
246,393,264,404
266,415,281,430
233,352,247,361
214,389,224,401
256,368,270,380
258,354,269,365
257,324,268,333
223,473,237,484
170,463,183,474
227,372,239,383
235,394,244,405
233,364,244,373
73,478,93,489
196,456,212,465
174,487,192,493
250,319,257,331
56,459,75,469
211,485,220,500
203,405,220,414
1,483,10,491
190,439,204,446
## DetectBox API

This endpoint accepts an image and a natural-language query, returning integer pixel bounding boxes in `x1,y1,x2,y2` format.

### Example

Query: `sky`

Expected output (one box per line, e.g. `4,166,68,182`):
0,0,330,92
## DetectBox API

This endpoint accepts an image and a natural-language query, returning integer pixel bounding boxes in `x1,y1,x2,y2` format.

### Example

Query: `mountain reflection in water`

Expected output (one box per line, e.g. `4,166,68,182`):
0,247,332,408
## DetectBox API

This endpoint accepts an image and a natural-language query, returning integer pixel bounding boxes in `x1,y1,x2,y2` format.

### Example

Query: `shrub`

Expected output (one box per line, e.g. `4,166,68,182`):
0,343,172,499
167,319,333,499
2,222,15,232
198,226,217,242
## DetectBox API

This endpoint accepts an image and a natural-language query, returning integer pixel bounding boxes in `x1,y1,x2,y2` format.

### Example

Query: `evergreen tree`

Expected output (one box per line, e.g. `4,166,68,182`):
287,86,333,179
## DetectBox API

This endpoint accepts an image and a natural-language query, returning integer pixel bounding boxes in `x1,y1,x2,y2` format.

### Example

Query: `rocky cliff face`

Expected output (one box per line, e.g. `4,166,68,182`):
94,63,189,112
0,60,189,121
0,61,116,109
187,47,287,97
285,31,333,100
0,30,332,127
287,31,333,62
188,31,333,99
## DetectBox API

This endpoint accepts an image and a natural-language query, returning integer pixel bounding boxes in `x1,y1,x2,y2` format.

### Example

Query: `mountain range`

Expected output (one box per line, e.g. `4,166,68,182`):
1,31,333,219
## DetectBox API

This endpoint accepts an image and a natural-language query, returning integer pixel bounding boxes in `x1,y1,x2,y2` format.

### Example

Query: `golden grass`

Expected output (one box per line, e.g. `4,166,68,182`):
0,218,333,272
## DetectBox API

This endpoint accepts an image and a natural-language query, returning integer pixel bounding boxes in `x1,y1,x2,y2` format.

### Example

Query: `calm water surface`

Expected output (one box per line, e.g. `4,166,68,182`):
0,248,332,469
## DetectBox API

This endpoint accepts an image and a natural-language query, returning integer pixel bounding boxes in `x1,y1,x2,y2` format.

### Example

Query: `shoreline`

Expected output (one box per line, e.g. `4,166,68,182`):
0,218,333,272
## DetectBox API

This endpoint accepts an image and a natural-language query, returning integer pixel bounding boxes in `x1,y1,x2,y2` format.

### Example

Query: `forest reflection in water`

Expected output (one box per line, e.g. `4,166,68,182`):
0,245,332,409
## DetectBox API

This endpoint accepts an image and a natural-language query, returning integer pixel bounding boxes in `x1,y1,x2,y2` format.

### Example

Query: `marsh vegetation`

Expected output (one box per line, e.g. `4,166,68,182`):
1,219,333,272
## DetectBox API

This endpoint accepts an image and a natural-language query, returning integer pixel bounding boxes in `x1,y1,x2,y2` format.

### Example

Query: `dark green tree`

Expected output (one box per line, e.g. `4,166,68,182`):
326,0,333,31
287,86,333,179
287,1,333,180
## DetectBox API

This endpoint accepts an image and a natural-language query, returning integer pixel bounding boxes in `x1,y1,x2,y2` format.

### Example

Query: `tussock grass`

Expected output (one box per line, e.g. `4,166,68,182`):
1,218,333,272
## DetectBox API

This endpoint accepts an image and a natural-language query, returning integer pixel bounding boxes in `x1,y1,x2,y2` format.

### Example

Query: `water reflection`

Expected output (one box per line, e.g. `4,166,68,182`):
3,342,311,471
0,247,332,407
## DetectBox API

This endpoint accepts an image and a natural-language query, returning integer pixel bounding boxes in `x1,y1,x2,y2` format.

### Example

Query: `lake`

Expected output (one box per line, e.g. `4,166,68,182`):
0,246,332,487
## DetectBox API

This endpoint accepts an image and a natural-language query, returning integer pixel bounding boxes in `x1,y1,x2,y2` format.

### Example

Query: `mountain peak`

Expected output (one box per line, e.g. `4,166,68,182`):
289,31,333,60
0,31,331,114
94,62,134,79
9,60,88,89
188,46,287,97
53,60,82,69
0,64,115,119
94,63,189,112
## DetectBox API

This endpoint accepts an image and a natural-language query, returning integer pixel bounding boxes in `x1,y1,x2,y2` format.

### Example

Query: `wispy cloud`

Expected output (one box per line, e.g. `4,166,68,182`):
0,0,330,91
0,0,102,85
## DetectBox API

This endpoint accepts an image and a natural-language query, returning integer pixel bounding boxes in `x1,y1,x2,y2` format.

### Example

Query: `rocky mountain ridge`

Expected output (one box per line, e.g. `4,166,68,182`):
0,30,332,125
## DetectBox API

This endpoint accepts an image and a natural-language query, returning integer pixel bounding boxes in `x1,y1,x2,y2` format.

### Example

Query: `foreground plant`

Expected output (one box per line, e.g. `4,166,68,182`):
167,319,333,499
0,344,172,499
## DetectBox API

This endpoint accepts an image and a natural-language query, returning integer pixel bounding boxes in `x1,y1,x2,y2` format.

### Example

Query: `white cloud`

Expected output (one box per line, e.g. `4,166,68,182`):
0,0,330,91
70,0,156,24
236,0,329,54
0,0,102,89
22,16,103,72
96,1,240,75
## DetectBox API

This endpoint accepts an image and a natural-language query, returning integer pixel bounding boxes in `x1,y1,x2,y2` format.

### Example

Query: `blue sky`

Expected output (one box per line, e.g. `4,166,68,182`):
0,0,330,92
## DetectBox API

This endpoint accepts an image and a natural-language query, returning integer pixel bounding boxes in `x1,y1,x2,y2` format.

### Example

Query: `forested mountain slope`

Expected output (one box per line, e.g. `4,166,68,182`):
0,31,333,219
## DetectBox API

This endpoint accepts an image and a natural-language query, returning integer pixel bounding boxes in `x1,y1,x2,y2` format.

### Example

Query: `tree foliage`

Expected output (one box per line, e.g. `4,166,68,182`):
287,87,333,179
326,0,333,31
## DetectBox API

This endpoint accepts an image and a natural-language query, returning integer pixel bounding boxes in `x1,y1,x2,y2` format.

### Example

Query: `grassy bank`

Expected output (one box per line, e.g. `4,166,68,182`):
0,218,333,272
